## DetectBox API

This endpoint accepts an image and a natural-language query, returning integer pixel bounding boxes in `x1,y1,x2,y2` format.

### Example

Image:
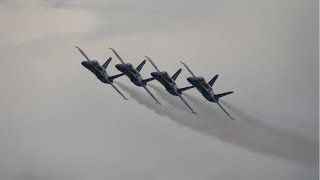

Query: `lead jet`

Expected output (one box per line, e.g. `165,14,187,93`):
145,56,196,114
109,48,160,104
75,46,128,100
180,61,234,120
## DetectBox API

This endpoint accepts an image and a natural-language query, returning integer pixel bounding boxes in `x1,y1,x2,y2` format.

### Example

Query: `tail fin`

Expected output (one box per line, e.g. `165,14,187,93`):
215,91,233,99
208,74,219,87
171,68,182,81
178,85,194,93
136,60,146,72
142,77,154,84
102,57,112,69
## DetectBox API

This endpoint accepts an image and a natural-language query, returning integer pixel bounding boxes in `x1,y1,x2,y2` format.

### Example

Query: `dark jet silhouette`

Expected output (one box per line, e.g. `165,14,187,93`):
145,56,196,114
75,46,128,100
180,61,234,119
109,48,160,104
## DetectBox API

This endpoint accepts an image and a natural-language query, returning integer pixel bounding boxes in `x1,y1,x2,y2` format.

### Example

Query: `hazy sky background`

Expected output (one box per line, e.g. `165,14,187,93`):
0,0,318,179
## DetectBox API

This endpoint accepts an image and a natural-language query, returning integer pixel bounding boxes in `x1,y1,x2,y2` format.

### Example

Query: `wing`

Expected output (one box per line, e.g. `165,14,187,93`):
180,61,196,77
110,83,128,100
75,46,91,61
145,56,161,72
217,102,234,120
178,94,197,114
109,48,125,64
143,85,161,104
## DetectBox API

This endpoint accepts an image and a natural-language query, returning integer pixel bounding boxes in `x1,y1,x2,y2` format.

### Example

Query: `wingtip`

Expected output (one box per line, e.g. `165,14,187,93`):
146,57,153,63
192,111,198,115
156,101,161,105
124,97,129,100
109,47,114,51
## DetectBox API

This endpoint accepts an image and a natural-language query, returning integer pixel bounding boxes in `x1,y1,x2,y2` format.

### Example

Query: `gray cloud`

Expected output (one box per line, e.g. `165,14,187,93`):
39,0,222,40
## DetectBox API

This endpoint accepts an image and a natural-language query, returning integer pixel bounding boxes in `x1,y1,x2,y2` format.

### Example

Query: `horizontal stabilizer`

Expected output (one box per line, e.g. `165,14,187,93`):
110,73,124,80
142,77,154,84
136,60,146,72
178,85,194,93
171,68,182,81
102,57,112,69
215,91,233,99
208,74,219,87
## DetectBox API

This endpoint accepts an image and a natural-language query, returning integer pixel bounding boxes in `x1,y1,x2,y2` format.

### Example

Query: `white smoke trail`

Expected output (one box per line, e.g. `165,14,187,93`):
117,82,318,166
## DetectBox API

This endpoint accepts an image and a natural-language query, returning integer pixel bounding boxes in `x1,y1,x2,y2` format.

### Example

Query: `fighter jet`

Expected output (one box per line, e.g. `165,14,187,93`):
109,48,160,104
180,61,234,120
145,56,196,114
75,46,128,100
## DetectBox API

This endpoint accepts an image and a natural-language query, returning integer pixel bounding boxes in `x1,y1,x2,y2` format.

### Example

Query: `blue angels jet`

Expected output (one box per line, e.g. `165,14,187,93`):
180,61,234,119
75,46,128,100
109,48,160,104
145,56,196,114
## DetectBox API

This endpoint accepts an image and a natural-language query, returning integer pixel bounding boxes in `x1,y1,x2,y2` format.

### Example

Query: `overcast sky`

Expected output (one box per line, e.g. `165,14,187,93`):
0,0,318,179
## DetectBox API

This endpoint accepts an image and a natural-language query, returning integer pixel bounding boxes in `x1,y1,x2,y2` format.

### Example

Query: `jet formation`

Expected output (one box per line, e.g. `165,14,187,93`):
75,46,234,120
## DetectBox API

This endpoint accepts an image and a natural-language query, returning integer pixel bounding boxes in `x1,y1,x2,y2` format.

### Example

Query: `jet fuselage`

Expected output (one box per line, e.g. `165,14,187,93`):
81,60,112,84
187,77,218,103
151,71,180,96
115,63,145,87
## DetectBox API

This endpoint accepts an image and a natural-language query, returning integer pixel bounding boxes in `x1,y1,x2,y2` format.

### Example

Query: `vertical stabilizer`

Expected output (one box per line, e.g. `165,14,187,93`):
171,68,182,80
102,57,112,69
136,60,147,72
208,74,219,87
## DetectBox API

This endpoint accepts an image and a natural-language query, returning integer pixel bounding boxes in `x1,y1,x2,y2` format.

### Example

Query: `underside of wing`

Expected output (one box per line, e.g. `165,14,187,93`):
178,94,197,114
109,48,125,64
143,85,161,104
110,83,128,100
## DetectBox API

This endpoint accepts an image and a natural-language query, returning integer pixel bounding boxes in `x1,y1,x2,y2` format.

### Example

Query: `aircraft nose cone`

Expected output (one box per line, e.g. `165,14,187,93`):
81,61,88,67
187,77,193,83
115,64,123,71
151,72,158,77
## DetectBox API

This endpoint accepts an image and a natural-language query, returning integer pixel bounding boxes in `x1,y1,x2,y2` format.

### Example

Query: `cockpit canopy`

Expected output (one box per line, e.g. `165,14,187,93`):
199,76,206,83
126,63,133,68
92,60,99,65
163,71,170,78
